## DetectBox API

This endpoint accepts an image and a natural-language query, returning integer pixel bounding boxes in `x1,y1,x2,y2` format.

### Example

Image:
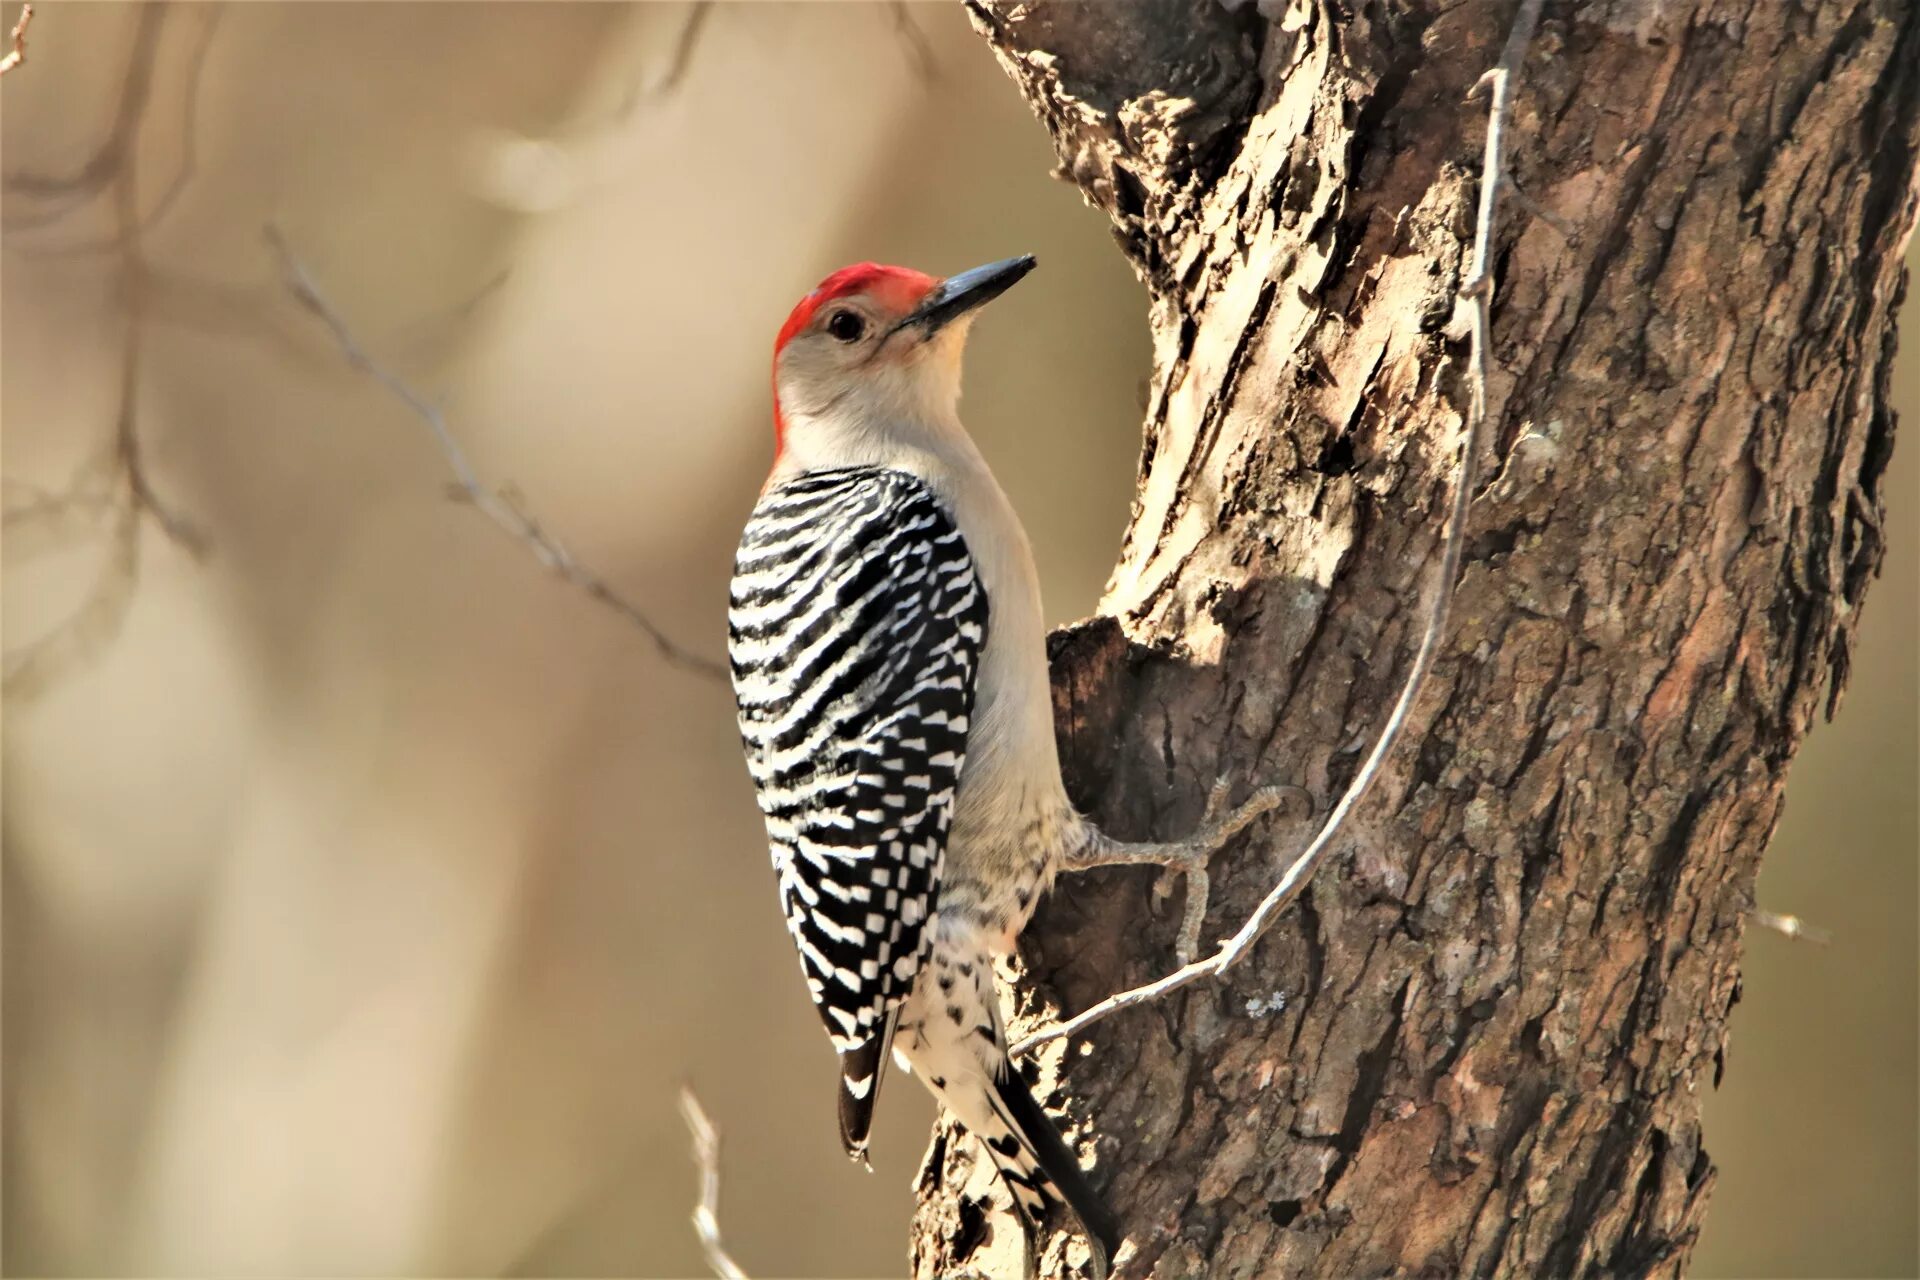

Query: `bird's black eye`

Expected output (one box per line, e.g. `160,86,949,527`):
826,310,866,343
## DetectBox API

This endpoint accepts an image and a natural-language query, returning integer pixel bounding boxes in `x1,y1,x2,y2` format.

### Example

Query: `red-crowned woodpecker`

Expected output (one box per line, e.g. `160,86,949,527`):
730,257,1283,1275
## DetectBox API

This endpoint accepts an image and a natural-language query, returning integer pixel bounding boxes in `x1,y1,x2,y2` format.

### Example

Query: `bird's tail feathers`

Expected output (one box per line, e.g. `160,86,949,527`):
836,1008,899,1166
984,1060,1120,1278
893,934,1118,1273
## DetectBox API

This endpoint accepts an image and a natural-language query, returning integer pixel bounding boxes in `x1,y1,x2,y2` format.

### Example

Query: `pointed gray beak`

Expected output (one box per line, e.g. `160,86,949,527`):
896,255,1036,335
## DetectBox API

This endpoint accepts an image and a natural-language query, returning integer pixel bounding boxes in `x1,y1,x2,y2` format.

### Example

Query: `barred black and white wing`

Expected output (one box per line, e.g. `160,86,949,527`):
728,465,987,1159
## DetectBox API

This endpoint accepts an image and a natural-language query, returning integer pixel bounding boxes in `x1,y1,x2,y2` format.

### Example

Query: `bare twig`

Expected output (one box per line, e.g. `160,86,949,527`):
678,1087,749,1280
112,134,208,557
1503,174,1578,243
0,2,30,77
1015,0,1547,1057
265,225,726,680
3,5,164,227
646,1,711,101
888,1,939,83
114,328,206,556
1460,0,1547,305
600,1,712,122
26,6,224,255
3,473,119,556
1753,909,1834,947
2,491,141,698
4,6,208,697
381,267,512,362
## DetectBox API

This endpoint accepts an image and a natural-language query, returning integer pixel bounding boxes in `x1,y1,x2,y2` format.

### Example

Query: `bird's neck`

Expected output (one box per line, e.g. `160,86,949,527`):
772,401,987,487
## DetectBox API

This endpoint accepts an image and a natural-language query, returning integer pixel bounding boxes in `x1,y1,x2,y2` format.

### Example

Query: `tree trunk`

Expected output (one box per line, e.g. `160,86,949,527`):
911,2,1918,1277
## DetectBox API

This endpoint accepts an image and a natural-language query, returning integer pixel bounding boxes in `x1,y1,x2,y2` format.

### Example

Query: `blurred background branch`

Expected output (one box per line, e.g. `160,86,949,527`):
679,1087,749,1280
0,2,31,78
267,224,726,679
3,3,212,699
1752,910,1835,947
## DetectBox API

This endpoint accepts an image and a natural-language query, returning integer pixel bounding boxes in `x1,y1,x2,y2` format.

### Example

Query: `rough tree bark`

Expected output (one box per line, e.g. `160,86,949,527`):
910,2,1918,1277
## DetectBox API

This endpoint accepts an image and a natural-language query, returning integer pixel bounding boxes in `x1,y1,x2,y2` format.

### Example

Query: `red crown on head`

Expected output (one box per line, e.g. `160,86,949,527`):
771,263,939,450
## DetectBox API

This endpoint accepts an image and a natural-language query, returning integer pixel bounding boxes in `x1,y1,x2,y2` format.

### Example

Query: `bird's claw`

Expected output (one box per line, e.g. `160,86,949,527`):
1161,779,1311,965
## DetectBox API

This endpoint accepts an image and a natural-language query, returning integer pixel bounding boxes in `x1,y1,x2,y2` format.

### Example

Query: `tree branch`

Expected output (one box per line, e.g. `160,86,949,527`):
1015,0,1547,1058
113,145,207,556
4,5,211,698
678,1087,749,1280
2,4,163,223
1753,909,1834,947
605,1,711,116
886,2,938,83
265,226,727,680
26,5,224,255
0,2,30,77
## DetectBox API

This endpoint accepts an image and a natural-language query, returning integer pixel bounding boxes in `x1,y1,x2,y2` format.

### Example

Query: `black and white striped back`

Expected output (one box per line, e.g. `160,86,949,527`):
729,465,987,1143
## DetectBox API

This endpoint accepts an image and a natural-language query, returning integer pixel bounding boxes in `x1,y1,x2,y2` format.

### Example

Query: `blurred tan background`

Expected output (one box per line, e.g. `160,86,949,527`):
0,5,1912,1277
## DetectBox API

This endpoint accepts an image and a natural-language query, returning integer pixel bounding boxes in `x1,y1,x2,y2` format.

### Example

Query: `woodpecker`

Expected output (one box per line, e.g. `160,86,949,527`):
730,257,1285,1275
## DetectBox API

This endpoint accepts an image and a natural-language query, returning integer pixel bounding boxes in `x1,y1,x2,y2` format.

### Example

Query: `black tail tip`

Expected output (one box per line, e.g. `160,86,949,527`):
1050,1197,1117,1280
990,1067,1123,1275
1080,1201,1121,1278
837,1037,889,1165
836,1085,875,1169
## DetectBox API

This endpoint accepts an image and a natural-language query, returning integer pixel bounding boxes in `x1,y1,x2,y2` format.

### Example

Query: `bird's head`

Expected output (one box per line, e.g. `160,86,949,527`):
769,255,1035,472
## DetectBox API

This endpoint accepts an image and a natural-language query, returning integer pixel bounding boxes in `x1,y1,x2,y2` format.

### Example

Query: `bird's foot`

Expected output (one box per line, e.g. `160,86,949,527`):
1064,779,1309,965
1150,780,1308,963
